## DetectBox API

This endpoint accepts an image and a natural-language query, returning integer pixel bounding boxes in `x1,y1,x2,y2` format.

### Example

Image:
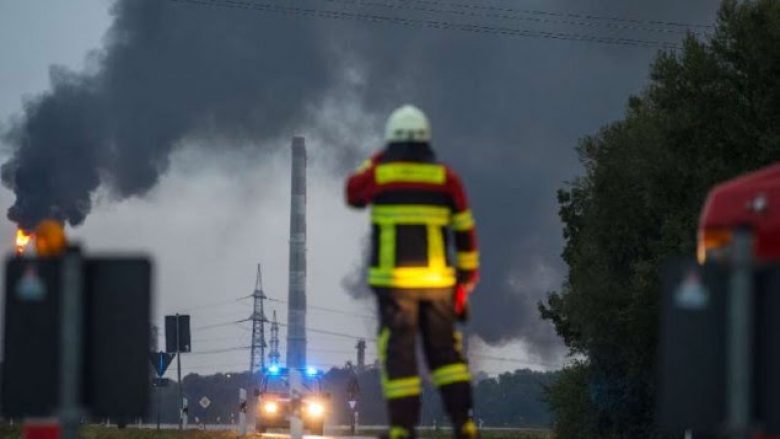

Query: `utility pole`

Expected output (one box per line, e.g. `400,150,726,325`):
269,310,281,366
176,314,183,431
59,248,84,439
250,264,268,374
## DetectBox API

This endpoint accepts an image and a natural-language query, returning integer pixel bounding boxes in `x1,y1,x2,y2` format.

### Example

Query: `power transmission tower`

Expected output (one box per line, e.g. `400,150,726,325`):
268,310,281,366
249,264,267,374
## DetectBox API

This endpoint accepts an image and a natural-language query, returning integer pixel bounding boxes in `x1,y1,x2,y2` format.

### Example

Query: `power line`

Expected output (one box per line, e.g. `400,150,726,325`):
266,296,377,320
310,0,709,35
192,318,249,331
177,295,248,313
272,318,376,341
166,0,682,50
413,0,714,29
188,345,253,355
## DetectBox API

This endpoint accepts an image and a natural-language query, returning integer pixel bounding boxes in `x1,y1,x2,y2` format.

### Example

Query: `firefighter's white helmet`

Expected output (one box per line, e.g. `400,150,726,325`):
385,105,431,143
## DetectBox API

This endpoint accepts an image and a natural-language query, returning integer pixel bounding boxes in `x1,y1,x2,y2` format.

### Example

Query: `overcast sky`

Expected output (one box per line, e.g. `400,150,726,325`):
0,0,720,378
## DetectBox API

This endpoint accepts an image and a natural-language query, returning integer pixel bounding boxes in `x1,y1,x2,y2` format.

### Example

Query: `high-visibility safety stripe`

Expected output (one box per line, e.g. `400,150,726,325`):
384,376,422,398
427,225,446,269
454,331,464,355
372,205,451,226
369,267,456,288
379,224,396,269
378,328,390,363
390,426,412,439
431,363,471,387
377,327,422,399
451,210,475,231
456,251,479,270
375,163,446,185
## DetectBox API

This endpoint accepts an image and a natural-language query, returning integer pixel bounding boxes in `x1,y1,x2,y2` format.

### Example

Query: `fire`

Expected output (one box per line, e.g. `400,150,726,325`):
15,229,33,255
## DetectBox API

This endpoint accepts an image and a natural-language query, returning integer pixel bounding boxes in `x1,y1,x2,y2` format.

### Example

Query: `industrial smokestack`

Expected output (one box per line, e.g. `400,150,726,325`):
286,137,307,369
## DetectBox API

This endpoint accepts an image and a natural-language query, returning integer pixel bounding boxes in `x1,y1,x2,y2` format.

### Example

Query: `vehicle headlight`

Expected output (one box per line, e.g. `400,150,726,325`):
262,401,279,415
306,401,325,417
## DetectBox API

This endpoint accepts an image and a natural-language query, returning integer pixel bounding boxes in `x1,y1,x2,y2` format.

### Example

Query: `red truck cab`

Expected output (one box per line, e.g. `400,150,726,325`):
698,163,780,263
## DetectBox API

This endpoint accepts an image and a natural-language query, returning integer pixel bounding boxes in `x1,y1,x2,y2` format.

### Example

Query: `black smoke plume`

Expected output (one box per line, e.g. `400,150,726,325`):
1,0,718,356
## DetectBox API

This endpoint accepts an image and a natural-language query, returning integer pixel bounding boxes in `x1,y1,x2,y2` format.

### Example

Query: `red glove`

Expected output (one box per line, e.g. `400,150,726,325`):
454,284,469,322
454,271,478,322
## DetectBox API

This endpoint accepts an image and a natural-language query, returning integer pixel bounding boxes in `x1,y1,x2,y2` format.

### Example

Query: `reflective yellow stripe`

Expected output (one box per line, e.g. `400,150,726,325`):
451,210,475,231
379,224,396,269
369,267,456,288
431,363,471,387
375,163,446,185
454,331,464,355
384,376,422,398
390,427,410,439
456,251,479,270
377,328,422,399
372,205,451,226
378,328,390,363
427,225,446,269
390,426,412,439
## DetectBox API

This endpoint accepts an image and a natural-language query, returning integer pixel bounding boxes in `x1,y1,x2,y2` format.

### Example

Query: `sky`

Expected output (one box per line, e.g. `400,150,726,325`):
0,0,720,378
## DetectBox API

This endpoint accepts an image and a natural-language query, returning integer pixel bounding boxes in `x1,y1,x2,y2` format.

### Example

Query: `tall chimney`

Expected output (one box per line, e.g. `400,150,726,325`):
286,136,307,369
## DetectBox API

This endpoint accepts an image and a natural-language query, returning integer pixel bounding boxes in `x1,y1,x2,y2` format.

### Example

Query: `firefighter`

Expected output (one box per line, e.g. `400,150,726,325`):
345,105,480,439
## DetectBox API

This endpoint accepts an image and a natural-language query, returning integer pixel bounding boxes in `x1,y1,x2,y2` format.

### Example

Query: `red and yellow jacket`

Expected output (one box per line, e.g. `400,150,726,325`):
345,143,479,291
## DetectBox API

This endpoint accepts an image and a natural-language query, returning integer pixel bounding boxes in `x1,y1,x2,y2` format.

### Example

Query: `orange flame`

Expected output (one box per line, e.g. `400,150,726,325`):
15,229,32,255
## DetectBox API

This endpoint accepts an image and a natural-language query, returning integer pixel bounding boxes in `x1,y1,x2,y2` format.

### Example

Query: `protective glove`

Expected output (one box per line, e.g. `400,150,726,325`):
454,270,479,322
454,284,470,322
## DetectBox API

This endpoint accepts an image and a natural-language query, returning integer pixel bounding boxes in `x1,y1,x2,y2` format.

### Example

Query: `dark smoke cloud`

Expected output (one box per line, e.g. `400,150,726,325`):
1,0,718,356
2,0,335,229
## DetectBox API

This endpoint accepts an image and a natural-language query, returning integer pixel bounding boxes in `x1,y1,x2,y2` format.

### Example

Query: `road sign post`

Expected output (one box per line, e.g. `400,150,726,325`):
348,400,358,435
59,248,84,439
149,351,175,432
239,388,247,436
347,372,360,436
182,397,189,429
165,314,190,431
199,396,211,431
728,229,753,439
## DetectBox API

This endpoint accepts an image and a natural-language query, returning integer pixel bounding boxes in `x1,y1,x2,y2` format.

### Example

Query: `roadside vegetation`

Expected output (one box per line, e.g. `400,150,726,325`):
540,1,780,438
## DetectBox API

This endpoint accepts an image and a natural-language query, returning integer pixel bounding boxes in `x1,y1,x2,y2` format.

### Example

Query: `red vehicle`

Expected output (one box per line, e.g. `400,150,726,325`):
255,365,329,435
698,163,780,439
698,163,780,263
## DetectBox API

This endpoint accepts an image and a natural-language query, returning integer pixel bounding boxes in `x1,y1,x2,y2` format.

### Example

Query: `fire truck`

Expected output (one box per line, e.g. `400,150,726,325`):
255,364,329,435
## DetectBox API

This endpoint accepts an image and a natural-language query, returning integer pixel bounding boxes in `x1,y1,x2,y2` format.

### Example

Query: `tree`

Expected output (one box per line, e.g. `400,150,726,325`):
541,1,780,438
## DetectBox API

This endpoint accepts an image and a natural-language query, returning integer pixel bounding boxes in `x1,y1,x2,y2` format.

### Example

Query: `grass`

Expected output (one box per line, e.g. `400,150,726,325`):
0,424,552,439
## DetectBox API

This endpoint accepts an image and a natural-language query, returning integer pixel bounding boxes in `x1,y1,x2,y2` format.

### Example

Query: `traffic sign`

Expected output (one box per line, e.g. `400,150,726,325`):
199,396,211,409
148,351,175,377
348,400,357,410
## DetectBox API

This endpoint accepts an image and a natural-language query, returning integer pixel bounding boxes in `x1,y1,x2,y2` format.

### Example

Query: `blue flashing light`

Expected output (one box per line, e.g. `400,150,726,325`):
267,364,281,375
305,366,318,377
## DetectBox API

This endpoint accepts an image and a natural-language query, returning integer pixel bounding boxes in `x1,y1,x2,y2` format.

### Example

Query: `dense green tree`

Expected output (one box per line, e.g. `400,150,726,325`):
541,1,780,438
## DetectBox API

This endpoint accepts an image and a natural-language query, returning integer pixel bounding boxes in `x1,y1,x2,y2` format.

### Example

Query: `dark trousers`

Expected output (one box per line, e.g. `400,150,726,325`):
375,290,476,439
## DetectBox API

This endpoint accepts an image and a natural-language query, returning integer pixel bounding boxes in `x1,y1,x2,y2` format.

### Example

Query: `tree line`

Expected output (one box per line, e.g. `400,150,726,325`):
540,1,780,437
